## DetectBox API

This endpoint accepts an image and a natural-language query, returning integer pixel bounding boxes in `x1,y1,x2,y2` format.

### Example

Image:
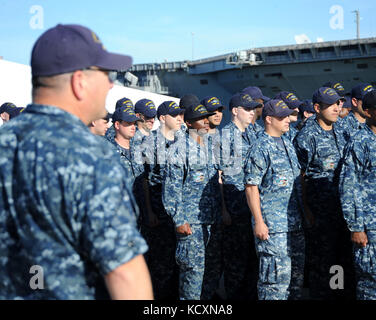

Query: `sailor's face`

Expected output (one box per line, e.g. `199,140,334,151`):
208,109,223,127
237,106,255,126
270,115,291,134
320,102,340,123
289,109,299,122
189,116,210,135
255,99,264,119
139,114,155,131
164,113,183,132
117,120,137,139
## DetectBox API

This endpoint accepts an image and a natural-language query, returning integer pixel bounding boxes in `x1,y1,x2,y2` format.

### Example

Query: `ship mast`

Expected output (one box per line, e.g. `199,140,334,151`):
352,10,360,39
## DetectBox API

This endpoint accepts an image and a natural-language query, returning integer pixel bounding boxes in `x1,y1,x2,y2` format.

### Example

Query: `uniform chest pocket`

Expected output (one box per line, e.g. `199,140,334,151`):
189,164,207,184
367,157,376,177
271,162,291,188
317,149,338,171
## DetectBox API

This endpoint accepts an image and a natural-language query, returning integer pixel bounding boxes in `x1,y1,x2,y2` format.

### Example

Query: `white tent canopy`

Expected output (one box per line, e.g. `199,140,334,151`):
0,59,179,115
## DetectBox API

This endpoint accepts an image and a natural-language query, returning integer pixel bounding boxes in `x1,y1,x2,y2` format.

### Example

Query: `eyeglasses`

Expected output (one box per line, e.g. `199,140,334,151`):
83,67,117,83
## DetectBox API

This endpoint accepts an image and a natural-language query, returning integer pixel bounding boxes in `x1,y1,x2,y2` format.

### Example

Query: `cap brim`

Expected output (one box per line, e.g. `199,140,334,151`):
169,108,185,116
251,101,263,109
96,51,133,72
289,100,304,109
186,112,216,121
276,109,294,117
207,105,225,112
114,115,143,122
144,111,157,118
261,95,271,102
327,96,341,105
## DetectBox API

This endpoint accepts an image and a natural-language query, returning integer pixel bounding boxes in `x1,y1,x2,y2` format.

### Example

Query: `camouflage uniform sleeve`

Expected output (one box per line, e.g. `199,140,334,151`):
244,144,268,186
339,141,366,232
162,150,186,226
293,132,313,173
80,155,148,276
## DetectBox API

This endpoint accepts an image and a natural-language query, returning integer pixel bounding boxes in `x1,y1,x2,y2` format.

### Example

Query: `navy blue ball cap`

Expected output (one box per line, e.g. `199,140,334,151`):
184,103,215,121
0,102,17,114
200,96,225,112
115,97,134,110
241,86,270,102
135,99,157,118
274,91,303,110
157,101,184,118
322,81,346,98
363,90,376,110
351,83,374,100
179,94,200,109
8,107,24,119
31,24,133,77
262,99,294,118
342,94,352,109
312,87,341,105
299,99,315,113
229,93,262,110
112,106,143,123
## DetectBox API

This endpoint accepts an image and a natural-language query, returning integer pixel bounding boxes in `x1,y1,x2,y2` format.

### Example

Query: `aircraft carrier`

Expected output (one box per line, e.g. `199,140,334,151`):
118,37,376,124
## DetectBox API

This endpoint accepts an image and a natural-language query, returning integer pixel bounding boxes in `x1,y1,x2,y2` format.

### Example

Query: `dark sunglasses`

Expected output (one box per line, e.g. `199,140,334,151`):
83,67,117,83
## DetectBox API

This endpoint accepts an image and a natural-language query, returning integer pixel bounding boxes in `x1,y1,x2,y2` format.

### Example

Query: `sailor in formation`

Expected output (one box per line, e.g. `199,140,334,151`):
2,48,376,300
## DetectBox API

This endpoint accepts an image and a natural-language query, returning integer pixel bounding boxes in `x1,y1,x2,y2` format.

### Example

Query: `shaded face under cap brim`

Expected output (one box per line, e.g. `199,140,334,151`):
186,111,216,121
95,51,133,72
250,101,263,109
206,105,225,112
270,108,294,118
143,110,157,119
168,108,185,116
322,96,341,105
286,100,304,110
115,115,143,123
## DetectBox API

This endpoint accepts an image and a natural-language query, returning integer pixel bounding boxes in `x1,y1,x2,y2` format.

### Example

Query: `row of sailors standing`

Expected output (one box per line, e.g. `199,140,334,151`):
89,81,375,301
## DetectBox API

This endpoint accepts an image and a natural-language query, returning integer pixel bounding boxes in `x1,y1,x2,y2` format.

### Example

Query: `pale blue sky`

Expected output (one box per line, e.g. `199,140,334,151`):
0,0,375,66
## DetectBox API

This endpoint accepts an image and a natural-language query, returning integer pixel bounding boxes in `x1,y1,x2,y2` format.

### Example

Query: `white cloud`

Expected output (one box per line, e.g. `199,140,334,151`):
294,34,311,44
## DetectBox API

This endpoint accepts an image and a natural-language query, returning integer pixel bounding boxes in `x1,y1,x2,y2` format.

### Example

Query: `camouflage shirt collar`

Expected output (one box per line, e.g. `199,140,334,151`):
25,103,88,129
365,124,376,140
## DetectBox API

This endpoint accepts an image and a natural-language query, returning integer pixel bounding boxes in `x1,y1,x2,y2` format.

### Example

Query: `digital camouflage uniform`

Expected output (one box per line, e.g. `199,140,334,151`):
201,129,224,300
219,121,258,300
0,104,148,299
244,131,305,300
339,125,376,300
141,128,179,300
162,130,222,300
302,114,344,131
107,131,145,227
283,124,298,142
105,123,116,144
339,111,366,142
294,118,355,300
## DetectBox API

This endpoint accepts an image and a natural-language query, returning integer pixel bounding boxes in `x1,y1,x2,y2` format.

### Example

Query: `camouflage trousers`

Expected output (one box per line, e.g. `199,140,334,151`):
222,215,258,300
255,230,305,300
175,223,222,300
141,219,179,300
306,216,356,300
354,231,376,300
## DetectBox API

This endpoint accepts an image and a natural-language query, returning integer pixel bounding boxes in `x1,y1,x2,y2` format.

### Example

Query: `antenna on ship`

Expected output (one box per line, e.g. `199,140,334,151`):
352,9,360,39
191,32,195,61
